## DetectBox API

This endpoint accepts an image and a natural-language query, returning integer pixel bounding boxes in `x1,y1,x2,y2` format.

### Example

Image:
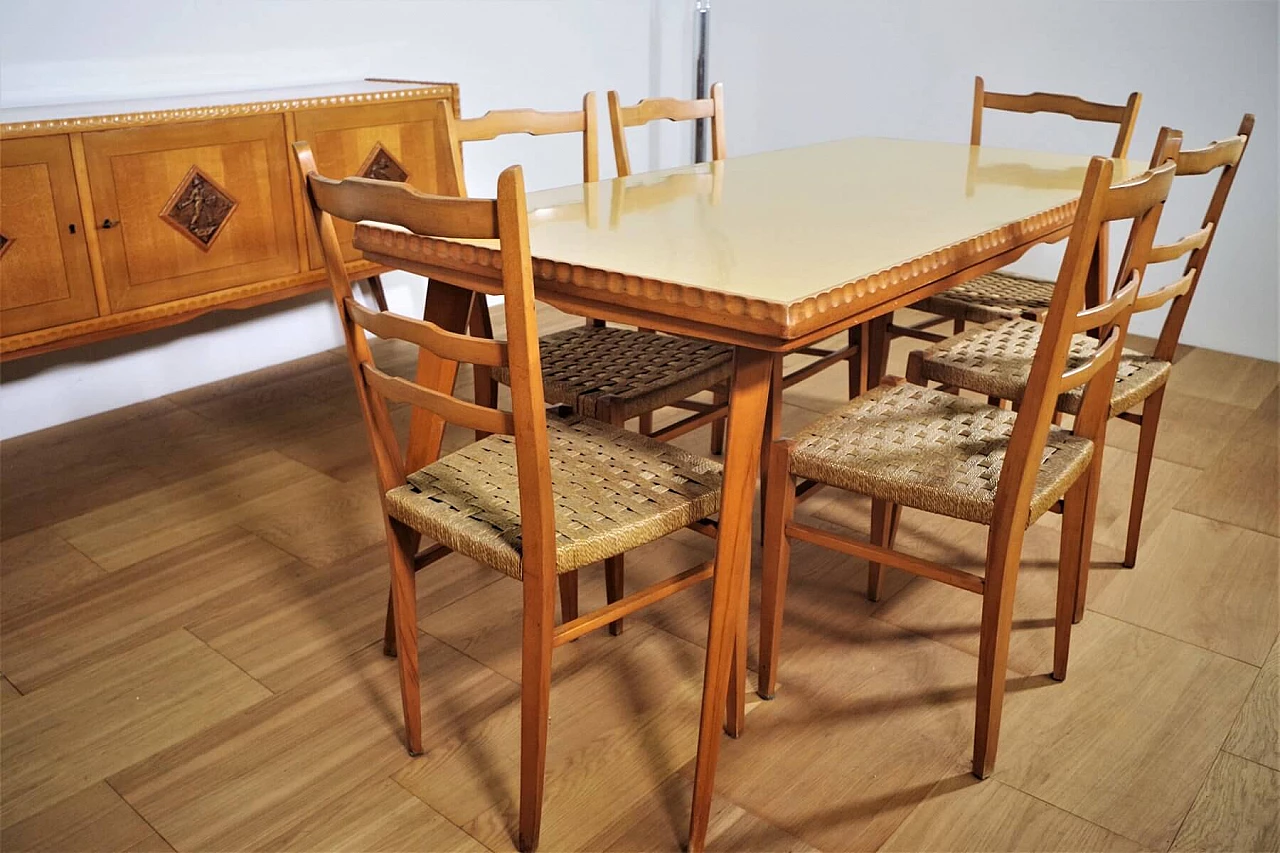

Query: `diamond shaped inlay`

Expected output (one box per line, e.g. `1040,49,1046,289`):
159,166,238,251
359,143,409,183
0,233,11,260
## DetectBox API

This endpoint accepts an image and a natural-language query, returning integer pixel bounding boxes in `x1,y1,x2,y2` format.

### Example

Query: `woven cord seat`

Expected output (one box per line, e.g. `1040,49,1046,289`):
909,318,1172,416
492,326,733,422
913,271,1056,326
789,383,1093,528
385,415,722,579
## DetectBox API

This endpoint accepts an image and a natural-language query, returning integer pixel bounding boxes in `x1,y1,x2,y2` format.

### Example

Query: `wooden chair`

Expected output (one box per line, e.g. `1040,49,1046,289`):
293,143,726,852
758,151,1176,779
892,76,1143,348
907,116,1254,594
442,98,733,632
609,82,869,405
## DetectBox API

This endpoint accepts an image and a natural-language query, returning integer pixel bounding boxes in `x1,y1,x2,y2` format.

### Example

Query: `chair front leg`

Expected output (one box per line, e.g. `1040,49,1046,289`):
758,440,796,700
1054,475,1089,681
386,518,423,756
972,527,1025,779
1072,439,1107,624
1124,387,1165,568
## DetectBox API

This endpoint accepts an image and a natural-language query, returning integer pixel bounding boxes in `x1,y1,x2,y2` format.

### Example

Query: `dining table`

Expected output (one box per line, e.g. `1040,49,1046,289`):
352,136,1145,852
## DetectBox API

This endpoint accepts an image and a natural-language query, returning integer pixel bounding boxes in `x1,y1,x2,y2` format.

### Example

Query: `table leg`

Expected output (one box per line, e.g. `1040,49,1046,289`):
405,279,475,471
688,346,773,853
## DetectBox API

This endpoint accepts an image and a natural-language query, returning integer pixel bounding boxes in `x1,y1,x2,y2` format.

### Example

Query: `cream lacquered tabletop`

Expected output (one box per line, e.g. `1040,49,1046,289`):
356,137,1144,339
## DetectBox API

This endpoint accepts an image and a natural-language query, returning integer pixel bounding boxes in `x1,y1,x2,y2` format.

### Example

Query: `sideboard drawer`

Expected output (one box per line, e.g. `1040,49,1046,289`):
82,115,300,311
294,100,452,267
0,136,98,335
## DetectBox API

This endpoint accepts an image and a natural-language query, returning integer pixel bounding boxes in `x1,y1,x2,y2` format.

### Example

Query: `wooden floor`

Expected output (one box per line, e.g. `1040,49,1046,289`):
2,305,1277,852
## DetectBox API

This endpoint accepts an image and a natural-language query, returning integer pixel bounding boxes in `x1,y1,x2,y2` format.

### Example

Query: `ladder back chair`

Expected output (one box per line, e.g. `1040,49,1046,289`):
438,96,733,634
293,144,727,852
891,76,1143,350
759,151,1176,779
908,115,1255,587
610,82,870,407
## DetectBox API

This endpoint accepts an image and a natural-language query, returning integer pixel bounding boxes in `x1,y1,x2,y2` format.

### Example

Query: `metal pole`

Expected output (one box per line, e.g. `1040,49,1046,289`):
693,0,711,163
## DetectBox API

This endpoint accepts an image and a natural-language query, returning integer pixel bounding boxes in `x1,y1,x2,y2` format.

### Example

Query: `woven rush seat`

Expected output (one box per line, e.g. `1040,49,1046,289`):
910,318,1172,416
384,415,722,579
914,271,1056,325
789,384,1093,527
492,326,733,421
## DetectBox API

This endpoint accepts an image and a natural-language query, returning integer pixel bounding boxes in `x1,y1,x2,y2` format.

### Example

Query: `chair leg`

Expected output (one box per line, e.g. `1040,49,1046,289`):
383,589,397,657
367,274,390,312
1072,441,1106,624
518,572,556,853
638,412,654,436
972,530,1024,779
605,555,625,636
558,572,579,623
1124,388,1164,568
386,518,423,756
710,383,728,455
953,318,966,335
1054,476,1089,681
758,442,796,700
867,498,900,602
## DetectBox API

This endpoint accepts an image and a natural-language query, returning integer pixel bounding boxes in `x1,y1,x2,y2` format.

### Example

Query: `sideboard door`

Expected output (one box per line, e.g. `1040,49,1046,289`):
0,136,99,335
294,99,452,268
82,115,300,312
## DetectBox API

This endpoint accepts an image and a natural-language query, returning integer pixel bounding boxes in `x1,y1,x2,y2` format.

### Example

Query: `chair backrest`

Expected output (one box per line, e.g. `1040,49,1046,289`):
438,94,599,198
971,76,1142,158
994,147,1178,531
291,142,555,569
606,82,725,177
1132,115,1254,361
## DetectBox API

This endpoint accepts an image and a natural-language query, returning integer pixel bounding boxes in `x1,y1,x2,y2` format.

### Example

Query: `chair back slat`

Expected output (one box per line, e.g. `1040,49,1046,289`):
1072,271,1142,334
345,297,508,367
1099,160,1177,221
443,93,599,196
1132,269,1196,314
307,172,498,239
361,364,516,436
1059,325,1124,393
607,82,725,177
1177,135,1247,176
971,75,1141,157
1149,224,1213,264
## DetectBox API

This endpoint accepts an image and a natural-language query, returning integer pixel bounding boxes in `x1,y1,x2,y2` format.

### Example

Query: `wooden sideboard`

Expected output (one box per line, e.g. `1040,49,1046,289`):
0,79,459,360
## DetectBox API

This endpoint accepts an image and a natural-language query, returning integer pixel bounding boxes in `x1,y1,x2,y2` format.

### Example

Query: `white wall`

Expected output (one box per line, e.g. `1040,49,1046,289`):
704,0,1279,360
2,0,1276,438
0,0,658,438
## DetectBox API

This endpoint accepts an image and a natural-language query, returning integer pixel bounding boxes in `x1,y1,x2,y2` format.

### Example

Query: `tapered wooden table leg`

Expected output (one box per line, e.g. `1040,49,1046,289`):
688,346,773,853
405,279,474,471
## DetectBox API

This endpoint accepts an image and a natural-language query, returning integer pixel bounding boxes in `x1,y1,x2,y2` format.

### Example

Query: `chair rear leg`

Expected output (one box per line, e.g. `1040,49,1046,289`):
558,572,579,623
519,572,556,853
759,442,796,699
605,555,625,636
1072,443,1106,624
383,590,397,657
367,275,390,312
1124,388,1165,568
1054,476,1089,681
867,499,900,601
386,518,423,756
